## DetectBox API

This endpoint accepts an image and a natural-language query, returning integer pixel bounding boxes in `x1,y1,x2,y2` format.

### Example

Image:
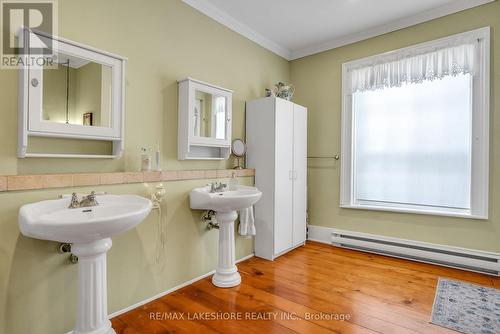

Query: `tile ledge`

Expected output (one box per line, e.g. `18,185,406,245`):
1,169,255,192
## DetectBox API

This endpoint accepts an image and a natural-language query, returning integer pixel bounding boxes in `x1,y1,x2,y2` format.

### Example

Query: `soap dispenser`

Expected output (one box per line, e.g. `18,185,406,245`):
229,172,239,191
141,147,152,172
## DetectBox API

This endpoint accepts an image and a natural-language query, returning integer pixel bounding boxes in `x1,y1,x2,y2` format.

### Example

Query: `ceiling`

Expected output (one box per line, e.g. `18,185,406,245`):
183,0,494,60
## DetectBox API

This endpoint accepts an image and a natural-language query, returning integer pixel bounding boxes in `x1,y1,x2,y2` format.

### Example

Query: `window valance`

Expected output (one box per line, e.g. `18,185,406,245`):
349,42,477,93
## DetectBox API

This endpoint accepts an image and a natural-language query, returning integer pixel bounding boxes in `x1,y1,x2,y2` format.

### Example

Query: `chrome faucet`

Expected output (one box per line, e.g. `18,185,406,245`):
68,191,99,209
209,182,227,193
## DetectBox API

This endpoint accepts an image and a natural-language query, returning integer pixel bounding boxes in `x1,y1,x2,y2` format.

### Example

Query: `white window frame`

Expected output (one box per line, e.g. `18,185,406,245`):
340,27,490,219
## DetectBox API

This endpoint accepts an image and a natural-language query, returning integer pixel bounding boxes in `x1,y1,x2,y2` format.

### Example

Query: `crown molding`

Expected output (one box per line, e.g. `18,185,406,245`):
290,0,495,60
182,0,292,60
183,0,495,61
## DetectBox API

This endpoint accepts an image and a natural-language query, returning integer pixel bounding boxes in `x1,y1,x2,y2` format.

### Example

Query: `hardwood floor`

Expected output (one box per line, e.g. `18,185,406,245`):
112,241,499,333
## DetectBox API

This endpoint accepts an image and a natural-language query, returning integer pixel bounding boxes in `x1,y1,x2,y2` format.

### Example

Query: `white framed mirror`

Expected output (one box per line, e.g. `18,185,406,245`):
18,28,126,158
178,78,233,160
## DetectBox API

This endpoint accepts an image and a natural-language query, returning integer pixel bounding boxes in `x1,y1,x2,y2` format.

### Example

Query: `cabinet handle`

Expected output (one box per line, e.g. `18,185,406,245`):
289,170,293,180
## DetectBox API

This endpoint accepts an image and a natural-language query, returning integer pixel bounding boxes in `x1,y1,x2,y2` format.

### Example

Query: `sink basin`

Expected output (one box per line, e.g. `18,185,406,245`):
190,185,262,212
18,194,152,334
19,194,152,244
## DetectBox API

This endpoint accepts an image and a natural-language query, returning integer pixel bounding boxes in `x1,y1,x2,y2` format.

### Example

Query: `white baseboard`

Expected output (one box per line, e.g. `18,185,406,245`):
65,253,254,334
109,253,254,318
307,225,500,276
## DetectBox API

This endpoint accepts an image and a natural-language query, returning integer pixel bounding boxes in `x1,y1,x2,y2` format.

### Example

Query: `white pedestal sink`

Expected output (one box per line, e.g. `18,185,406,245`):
190,185,262,288
19,194,152,334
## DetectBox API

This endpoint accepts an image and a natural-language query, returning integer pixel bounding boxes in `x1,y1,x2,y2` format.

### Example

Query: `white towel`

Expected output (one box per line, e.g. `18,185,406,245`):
238,206,256,237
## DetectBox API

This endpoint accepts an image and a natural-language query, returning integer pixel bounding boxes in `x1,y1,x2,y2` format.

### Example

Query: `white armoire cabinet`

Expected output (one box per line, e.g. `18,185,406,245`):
246,97,307,260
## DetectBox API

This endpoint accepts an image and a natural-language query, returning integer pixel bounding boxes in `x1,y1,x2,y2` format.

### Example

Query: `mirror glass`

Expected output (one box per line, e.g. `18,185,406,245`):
193,89,226,139
42,52,113,127
232,138,246,157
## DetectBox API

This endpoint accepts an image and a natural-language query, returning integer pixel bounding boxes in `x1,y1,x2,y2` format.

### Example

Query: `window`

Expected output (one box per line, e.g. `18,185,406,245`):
340,28,490,219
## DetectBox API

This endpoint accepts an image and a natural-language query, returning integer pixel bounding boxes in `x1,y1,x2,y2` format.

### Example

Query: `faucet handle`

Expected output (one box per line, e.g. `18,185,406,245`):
68,192,80,209
87,191,99,206
79,191,99,207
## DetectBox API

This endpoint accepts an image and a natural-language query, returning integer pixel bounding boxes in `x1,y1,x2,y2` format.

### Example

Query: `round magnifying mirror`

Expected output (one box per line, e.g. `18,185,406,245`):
231,139,246,170
231,139,246,157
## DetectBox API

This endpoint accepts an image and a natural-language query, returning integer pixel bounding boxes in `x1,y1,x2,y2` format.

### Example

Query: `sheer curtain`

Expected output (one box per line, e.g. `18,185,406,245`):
350,42,477,93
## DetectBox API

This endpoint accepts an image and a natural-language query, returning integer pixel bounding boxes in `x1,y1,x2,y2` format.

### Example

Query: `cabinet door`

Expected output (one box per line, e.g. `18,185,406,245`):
274,99,294,255
293,104,307,247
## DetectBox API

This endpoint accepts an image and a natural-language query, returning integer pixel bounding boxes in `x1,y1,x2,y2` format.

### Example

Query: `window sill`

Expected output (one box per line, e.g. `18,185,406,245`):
340,203,487,220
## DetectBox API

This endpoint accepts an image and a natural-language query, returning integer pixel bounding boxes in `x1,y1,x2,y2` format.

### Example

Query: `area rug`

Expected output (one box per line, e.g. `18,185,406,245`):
431,278,500,334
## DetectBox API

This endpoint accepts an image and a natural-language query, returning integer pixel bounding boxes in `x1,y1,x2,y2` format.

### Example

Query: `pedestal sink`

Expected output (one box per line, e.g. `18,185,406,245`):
19,194,152,334
190,185,262,288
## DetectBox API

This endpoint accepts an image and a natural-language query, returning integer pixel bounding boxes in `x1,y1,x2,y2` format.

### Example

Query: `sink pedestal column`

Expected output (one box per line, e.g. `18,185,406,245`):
212,210,241,288
71,238,115,334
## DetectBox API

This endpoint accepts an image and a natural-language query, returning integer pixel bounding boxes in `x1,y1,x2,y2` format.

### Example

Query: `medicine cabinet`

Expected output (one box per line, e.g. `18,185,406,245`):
178,78,233,160
18,28,126,158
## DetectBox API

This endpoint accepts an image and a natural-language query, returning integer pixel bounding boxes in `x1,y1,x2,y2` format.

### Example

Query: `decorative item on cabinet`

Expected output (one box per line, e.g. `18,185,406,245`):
265,82,295,101
265,88,275,97
246,97,307,260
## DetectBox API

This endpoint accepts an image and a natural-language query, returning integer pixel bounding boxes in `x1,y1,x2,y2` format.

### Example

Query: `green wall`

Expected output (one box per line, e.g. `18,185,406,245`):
290,1,500,252
0,1,289,333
